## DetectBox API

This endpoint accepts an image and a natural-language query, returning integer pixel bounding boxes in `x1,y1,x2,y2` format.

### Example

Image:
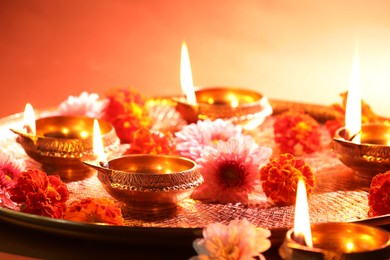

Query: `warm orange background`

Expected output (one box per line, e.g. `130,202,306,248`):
1,0,390,117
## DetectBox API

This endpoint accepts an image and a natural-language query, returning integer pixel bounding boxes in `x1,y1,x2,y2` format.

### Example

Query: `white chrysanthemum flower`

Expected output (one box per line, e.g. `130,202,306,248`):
55,92,108,118
191,218,271,260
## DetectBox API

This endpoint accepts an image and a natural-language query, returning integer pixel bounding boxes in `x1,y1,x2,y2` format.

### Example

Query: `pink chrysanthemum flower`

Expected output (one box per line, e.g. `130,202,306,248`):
174,119,246,160
56,92,108,118
191,218,271,260
0,149,25,190
0,189,19,210
192,136,272,204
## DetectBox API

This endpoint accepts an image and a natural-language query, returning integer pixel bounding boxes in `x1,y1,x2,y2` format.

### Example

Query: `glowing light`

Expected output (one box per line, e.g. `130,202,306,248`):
180,42,197,105
93,119,107,163
23,103,36,135
293,178,313,247
345,45,361,144
230,99,239,108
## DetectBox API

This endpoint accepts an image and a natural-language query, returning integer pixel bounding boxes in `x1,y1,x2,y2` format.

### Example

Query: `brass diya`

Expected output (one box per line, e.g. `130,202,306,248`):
85,154,203,211
280,222,390,260
11,116,119,180
332,123,390,180
175,87,272,130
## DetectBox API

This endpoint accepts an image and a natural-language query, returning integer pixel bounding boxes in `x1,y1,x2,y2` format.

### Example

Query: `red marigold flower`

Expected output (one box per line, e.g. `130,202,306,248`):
368,171,390,217
103,87,151,143
124,126,176,155
260,153,314,205
64,198,124,225
8,169,69,219
274,110,321,155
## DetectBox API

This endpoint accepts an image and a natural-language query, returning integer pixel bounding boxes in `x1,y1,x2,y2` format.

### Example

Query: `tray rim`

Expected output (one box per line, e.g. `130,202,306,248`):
0,103,389,247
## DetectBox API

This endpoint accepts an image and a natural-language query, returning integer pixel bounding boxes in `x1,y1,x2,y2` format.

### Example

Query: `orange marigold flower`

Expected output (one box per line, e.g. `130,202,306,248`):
326,91,382,137
64,198,124,225
274,110,321,155
9,169,69,219
103,87,151,143
124,126,176,155
260,153,314,205
368,171,390,217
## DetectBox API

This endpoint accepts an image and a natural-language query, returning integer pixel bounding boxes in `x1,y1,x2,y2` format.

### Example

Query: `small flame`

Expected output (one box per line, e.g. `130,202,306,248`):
23,103,36,135
293,178,313,247
180,41,197,105
345,45,361,144
93,119,107,164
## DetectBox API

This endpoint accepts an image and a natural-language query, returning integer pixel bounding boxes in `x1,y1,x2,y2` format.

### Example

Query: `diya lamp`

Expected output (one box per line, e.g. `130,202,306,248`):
174,42,272,130
85,128,203,211
332,48,390,181
279,179,390,259
10,104,120,181
84,154,203,212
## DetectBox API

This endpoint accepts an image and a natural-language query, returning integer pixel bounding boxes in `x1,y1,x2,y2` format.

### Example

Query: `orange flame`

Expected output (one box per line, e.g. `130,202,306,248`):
345,45,361,143
23,103,36,135
93,119,107,164
293,178,313,247
180,41,197,105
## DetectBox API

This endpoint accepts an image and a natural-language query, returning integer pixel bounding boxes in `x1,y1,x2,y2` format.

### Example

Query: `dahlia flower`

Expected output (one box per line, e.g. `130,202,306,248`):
9,169,69,218
192,136,272,204
260,153,314,205
64,198,124,225
368,171,390,217
191,218,271,260
273,110,321,155
0,149,25,190
174,119,247,160
56,92,108,118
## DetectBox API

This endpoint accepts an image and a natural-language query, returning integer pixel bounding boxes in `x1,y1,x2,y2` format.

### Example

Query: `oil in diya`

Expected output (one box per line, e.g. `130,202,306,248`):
279,179,390,260
11,104,119,181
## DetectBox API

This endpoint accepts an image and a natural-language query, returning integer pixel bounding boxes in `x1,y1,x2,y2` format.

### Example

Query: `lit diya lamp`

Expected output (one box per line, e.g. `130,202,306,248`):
10,104,119,181
332,47,390,180
85,155,203,211
279,179,390,259
174,42,272,130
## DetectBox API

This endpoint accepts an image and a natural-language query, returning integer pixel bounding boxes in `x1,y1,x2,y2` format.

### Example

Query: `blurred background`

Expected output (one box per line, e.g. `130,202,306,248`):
1,0,390,117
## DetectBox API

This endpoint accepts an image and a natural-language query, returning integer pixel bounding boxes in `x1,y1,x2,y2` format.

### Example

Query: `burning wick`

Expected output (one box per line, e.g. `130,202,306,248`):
347,130,362,142
293,178,313,247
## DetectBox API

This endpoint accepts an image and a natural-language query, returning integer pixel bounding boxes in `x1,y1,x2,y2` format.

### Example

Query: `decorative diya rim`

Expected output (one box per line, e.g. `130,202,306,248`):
175,86,266,107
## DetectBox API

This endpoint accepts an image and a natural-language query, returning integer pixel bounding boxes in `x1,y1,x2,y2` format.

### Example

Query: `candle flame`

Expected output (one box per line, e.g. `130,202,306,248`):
180,41,197,105
23,103,36,135
93,119,107,164
293,178,313,247
345,45,361,144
